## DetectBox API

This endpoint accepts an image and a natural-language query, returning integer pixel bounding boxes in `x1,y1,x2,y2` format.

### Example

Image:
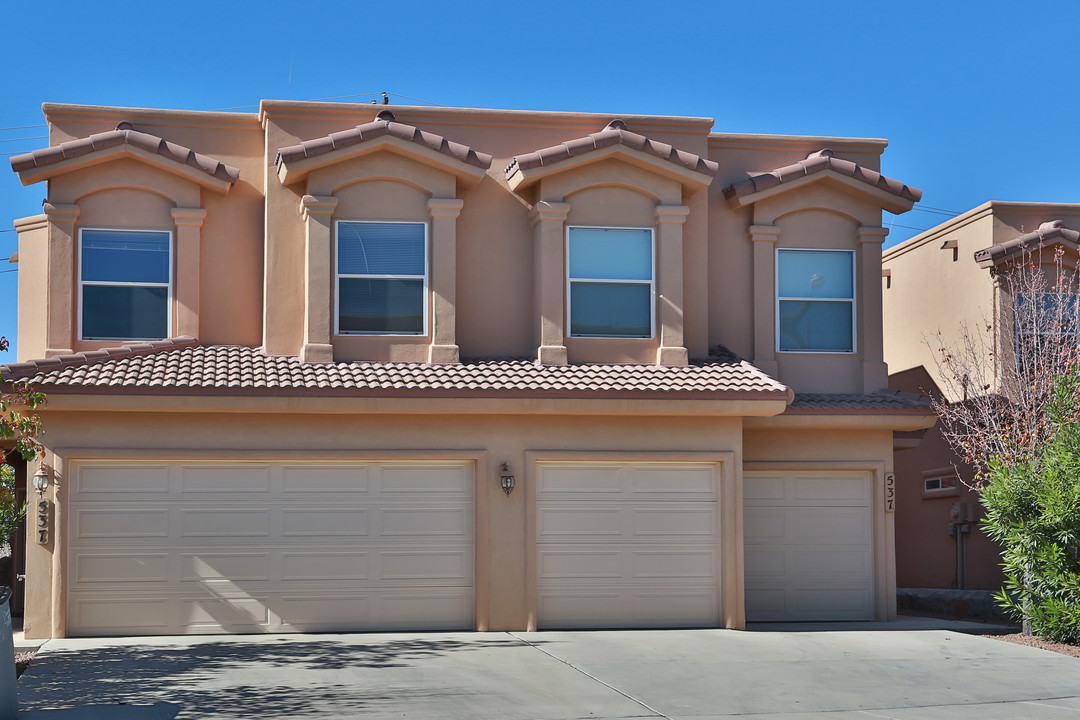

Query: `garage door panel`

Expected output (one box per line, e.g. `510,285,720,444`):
537,462,722,629
281,465,368,493
76,465,170,495
77,509,170,538
68,460,475,635
75,553,170,583
180,466,271,494
181,508,270,537
744,470,874,622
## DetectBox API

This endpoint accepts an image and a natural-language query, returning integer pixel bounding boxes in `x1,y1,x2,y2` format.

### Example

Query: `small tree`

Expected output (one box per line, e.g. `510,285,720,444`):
931,243,1080,641
0,335,45,553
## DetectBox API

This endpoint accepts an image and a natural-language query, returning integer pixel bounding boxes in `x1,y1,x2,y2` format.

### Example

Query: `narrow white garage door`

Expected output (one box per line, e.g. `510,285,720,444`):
744,470,873,622
536,462,721,629
67,460,474,636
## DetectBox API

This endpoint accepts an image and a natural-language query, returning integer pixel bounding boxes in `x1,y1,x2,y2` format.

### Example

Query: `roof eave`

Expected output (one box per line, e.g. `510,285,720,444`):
507,144,715,195
725,170,918,215
276,134,488,187
14,144,235,194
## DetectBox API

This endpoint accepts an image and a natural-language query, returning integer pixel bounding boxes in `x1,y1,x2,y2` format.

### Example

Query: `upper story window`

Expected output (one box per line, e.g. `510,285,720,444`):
1013,292,1079,372
567,226,654,338
79,229,171,341
777,248,855,353
336,221,428,336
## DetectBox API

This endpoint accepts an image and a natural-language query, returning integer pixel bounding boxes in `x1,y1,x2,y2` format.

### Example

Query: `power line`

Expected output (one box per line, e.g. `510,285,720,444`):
0,136,45,143
0,124,46,132
0,269,18,274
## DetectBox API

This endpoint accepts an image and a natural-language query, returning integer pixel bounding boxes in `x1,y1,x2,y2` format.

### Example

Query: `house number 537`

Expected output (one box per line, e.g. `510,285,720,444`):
36,499,49,544
884,473,896,513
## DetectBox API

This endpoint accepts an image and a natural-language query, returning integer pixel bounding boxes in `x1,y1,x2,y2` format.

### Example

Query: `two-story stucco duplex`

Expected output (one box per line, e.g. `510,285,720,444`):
5,101,933,638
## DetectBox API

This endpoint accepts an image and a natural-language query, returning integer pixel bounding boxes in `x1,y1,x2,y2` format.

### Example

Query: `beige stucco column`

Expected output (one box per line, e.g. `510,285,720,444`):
43,203,79,357
171,207,207,340
858,226,889,392
428,198,464,364
300,195,338,364
655,205,690,366
749,224,781,377
530,201,571,365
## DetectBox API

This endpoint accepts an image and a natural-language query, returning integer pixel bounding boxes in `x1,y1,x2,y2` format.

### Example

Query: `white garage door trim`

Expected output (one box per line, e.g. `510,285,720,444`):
66,459,475,636
533,459,724,630
744,468,875,622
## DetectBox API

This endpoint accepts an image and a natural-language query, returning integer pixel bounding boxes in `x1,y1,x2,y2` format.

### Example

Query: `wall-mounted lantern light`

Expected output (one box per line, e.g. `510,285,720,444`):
500,462,515,496
32,465,49,496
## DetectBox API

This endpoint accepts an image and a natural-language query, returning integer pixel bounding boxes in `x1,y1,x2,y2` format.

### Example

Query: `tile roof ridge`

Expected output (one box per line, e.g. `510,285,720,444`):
1,336,198,381
974,219,1080,265
275,111,493,170
721,147,922,204
505,119,719,179
10,124,240,184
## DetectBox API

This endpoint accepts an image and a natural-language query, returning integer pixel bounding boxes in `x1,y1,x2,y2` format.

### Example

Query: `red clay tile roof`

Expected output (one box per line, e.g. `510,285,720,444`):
974,220,1080,265
9,123,239,184
787,389,932,414
722,149,921,204
1,343,790,400
275,110,492,171
504,120,718,179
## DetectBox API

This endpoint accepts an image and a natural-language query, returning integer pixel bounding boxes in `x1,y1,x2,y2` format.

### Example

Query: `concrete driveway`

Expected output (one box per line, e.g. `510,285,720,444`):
15,623,1080,719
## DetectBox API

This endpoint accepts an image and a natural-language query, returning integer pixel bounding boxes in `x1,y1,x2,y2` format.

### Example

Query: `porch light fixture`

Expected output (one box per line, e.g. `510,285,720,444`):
500,463,515,496
32,465,49,496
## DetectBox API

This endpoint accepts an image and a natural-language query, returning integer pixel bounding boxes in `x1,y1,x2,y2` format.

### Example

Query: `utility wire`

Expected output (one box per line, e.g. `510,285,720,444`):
0,136,45,143
0,124,46,131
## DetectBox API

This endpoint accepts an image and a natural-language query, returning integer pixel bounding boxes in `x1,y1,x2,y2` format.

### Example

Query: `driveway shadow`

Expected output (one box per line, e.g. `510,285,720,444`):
18,635,534,719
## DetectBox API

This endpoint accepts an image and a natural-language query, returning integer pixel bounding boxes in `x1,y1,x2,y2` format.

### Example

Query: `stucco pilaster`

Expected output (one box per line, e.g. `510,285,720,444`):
749,224,781,377
655,205,690,366
858,226,889,392
300,195,338,364
171,207,207,340
428,198,464,364
530,201,571,365
43,203,79,357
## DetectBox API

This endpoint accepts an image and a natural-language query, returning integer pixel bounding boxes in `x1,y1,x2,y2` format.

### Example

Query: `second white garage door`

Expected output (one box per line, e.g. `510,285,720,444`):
67,460,474,636
536,461,722,629
743,470,874,622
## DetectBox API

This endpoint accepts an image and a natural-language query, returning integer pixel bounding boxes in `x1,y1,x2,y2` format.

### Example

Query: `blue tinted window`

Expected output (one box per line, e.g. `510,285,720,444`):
777,250,852,299
569,227,651,281
81,230,170,284
778,300,853,352
339,278,424,334
338,222,425,276
570,283,651,338
82,286,169,340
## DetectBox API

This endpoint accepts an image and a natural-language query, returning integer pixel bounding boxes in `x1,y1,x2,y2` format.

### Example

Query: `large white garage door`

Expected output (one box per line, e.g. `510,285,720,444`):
536,461,721,629
744,470,873,622
67,460,474,636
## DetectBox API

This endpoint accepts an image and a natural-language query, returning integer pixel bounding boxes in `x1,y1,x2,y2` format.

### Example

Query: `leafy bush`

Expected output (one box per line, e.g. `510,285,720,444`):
981,371,1080,644
0,463,24,548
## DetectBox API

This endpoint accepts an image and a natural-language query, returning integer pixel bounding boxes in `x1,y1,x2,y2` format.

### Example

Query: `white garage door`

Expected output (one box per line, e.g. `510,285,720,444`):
744,470,874,622
536,462,721,629
67,460,474,636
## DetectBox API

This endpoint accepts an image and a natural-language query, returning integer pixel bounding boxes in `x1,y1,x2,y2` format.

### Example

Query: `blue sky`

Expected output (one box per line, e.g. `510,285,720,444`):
2,0,1078,362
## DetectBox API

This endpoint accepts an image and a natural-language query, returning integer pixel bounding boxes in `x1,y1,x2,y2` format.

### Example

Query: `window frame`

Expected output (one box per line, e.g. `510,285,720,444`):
1012,290,1079,368
775,247,857,354
334,219,430,337
922,473,959,499
566,225,656,340
77,227,174,342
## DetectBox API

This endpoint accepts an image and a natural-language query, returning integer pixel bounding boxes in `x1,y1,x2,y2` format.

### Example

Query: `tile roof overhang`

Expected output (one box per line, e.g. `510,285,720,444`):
505,120,718,195
786,389,933,414
974,220,1080,267
0,341,793,413
10,122,239,194
275,110,493,187
722,149,922,215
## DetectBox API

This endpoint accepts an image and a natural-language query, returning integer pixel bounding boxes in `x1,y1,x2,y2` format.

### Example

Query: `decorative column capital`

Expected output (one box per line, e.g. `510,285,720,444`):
300,194,338,221
171,207,207,227
428,197,464,219
858,226,890,244
43,203,80,224
749,224,780,243
529,201,571,226
654,205,690,224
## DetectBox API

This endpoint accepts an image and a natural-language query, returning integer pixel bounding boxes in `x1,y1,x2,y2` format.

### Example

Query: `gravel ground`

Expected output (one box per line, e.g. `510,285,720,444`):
985,633,1080,658
15,650,34,678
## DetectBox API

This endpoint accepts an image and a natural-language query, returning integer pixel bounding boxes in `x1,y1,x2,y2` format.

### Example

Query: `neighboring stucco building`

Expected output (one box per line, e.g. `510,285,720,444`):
883,201,1080,591
6,101,932,638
